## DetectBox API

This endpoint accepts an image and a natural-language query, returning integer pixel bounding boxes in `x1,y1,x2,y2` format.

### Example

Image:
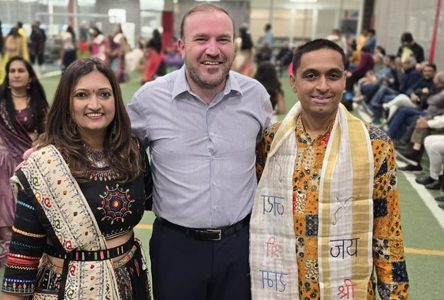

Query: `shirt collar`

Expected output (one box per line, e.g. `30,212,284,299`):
295,114,334,145
172,66,243,100
172,66,189,99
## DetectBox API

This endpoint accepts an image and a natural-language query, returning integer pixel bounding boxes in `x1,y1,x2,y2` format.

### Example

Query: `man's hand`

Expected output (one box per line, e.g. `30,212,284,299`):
415,117,429,128
410,92,419,103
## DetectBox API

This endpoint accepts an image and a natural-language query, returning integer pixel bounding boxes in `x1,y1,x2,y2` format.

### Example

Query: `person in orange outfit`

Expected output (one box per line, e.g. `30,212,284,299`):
141,29,165,84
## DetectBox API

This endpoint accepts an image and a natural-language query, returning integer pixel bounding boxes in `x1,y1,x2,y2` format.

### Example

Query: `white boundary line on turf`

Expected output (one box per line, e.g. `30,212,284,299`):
353,102,372,123
40,70,62,78
402,172,444,230
356,107,444,229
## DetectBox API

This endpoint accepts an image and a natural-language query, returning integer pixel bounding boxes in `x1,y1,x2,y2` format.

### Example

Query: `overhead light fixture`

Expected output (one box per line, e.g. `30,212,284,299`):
290,0,317,3
195,0,221,2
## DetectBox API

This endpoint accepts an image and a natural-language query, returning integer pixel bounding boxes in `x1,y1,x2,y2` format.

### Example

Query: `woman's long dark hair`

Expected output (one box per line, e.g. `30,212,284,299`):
0,55,49,134
38,57,142,182
147,29,162,53
254,61,283,109
239,27,253,50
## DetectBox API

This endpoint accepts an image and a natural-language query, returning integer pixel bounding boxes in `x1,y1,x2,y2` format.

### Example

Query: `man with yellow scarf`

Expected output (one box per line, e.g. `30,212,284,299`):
250,39,409,299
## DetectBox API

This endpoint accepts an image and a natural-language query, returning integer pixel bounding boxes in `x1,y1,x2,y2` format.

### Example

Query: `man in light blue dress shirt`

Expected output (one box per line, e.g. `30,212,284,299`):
127,3,272,300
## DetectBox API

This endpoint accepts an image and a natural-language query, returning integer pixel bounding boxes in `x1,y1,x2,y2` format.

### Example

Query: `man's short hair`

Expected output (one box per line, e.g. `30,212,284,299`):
376,45,386,56
424,63,437,72
401,32,414,43
292,39,347,74
179,3,233,39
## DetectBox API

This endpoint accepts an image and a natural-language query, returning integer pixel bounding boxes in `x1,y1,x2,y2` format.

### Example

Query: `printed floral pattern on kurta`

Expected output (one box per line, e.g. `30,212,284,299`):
256,116,409,300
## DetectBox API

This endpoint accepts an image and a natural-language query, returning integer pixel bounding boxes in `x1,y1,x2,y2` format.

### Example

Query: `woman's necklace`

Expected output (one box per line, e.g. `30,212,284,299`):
11,90,28,98
13,96,30,113
84,144,108,168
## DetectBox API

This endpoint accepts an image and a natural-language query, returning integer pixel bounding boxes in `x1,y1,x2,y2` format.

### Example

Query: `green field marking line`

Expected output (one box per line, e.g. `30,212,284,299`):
136,224,153,230
403,172,444,230
405,247,444,257
354,103,372,123
40,70,62,79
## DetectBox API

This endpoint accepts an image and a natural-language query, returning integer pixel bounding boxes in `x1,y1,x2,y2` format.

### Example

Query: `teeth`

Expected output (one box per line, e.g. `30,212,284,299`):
203,61,219,65
86,113,103,117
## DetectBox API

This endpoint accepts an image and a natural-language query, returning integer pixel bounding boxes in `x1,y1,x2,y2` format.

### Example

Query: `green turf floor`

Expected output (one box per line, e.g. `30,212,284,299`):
1,70,444,300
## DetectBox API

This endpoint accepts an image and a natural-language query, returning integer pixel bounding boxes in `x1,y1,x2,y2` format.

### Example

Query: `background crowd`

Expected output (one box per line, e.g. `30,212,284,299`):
1,16,443,264
0,7,442,298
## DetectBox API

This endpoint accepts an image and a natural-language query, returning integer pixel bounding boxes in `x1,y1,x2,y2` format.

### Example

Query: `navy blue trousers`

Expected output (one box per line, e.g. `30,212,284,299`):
387,107,426,140
149,218,251,300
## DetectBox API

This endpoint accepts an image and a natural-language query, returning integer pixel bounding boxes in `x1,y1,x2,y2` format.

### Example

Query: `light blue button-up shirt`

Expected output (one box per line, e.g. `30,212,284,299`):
128,67,272,228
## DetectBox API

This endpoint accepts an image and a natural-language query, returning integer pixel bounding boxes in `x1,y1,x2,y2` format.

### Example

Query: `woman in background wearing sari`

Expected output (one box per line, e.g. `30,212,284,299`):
0,56,48,266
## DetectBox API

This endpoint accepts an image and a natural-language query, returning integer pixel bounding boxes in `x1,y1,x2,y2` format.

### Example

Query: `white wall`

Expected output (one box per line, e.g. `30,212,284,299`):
374,0,444,68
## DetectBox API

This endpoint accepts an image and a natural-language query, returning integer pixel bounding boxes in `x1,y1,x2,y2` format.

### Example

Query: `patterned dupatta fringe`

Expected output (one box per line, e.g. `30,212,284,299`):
250,102,374,299
17,145,121,300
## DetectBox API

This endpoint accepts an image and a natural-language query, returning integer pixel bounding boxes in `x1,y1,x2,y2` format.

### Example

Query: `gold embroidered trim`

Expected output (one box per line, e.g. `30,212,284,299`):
5,264,39,270
12,226,46,238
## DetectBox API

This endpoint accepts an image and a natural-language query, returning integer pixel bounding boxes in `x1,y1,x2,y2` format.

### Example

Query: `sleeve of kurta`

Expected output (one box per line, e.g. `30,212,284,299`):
255,123,279,181
1,179,47,296
370,129,409,299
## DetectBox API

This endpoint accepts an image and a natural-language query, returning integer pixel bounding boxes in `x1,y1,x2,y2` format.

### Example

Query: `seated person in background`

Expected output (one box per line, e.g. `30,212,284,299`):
1,58,153,299
345,46,375,95
355,54,398,103
397,113,444,172
372,45,385,73
414,134,444,191
383,64,438,121
369,56,421,124
388,74,444,145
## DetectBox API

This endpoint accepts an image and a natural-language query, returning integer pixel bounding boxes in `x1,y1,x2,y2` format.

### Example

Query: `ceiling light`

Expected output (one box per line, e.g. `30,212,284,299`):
290,0,317,3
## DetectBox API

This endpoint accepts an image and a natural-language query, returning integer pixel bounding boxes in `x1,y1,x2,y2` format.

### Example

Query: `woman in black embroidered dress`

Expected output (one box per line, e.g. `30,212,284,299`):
0,56,48,266
2,57,152,300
